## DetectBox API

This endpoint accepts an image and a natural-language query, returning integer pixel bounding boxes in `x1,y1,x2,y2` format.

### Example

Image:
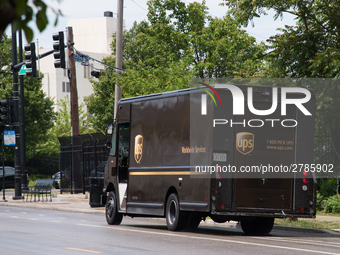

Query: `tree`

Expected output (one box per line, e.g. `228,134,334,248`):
221,0,340,171
86,0,266,131
35,96,94,156
0,33,56,160
221,0,340,78
0,0,62,42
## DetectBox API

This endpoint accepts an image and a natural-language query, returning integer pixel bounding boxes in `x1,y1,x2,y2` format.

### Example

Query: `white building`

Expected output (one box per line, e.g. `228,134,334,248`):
39,11,120,112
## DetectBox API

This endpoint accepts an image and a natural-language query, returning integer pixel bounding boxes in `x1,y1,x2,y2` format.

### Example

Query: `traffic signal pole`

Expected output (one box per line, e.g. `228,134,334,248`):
19,30,28,192
11,24,22,200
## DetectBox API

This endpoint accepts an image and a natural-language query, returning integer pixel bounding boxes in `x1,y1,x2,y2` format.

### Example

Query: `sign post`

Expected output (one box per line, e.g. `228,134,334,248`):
1,130,6,202
1,130,15,202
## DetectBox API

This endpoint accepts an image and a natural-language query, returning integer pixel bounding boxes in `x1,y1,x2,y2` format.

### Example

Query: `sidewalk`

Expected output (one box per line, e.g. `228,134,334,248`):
1,189,340,234
0,190,105,214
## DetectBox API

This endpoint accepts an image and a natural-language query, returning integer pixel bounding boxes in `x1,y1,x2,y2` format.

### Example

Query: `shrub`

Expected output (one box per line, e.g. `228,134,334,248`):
318,178,337,197
316,192,324,210
323,195,340,213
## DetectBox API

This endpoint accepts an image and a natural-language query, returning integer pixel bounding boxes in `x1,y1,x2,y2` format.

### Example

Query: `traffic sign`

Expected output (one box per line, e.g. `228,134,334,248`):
4,130,15,146
19,65,32,75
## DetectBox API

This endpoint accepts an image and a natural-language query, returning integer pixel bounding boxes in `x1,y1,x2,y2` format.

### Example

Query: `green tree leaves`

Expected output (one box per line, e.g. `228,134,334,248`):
0,33,56,159
86,0,266,130
0,0,62,42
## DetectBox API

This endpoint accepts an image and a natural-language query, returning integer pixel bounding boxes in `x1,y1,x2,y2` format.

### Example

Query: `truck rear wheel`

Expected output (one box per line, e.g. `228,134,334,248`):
106,191,123,225
166,193,187,231
240,217,274,235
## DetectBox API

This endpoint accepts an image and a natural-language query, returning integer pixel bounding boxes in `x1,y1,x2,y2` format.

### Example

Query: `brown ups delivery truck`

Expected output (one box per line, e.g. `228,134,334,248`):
102,83,316,235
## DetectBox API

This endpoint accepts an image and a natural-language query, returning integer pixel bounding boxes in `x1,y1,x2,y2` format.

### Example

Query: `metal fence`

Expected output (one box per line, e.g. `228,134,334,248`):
58,133,108,194
27,155,59,177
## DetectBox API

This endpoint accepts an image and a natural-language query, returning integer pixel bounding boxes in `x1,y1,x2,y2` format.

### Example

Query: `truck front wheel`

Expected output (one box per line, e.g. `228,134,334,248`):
106,191,123,225
240,217,274,235
166,193,187,231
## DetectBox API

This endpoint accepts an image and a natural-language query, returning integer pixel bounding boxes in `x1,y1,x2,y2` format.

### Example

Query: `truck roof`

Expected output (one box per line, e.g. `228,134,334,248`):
118,83,315,104
118,87,194,104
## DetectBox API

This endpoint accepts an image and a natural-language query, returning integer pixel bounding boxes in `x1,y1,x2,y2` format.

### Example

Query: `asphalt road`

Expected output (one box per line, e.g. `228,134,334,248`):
1,207,340,255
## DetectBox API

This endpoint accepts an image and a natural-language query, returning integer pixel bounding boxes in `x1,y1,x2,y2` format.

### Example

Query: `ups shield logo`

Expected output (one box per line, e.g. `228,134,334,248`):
236,132,254,155
134,135,143,164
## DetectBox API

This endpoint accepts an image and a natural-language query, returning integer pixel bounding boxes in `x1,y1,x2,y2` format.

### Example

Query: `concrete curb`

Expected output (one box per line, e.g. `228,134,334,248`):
273,224,340,235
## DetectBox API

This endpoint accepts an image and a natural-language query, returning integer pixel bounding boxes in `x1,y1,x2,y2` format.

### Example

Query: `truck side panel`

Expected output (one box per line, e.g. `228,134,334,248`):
127,94,210,215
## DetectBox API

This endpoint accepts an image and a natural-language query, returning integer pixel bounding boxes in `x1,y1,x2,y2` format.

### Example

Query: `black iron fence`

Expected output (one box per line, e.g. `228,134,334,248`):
58,133,108,194
27,155,59,177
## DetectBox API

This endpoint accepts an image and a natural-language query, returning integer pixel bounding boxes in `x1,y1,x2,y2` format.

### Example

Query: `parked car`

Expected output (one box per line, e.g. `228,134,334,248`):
52,170,70,189
0,166,29,191
90,161,107,178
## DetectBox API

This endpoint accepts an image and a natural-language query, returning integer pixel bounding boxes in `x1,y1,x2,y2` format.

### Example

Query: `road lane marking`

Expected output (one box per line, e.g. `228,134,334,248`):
66,247,101,253
250,236,340,248
77,224,340,255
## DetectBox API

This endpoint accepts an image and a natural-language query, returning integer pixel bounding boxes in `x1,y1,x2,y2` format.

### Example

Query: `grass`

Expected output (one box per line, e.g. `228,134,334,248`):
275,218,340,230
317,210,340,217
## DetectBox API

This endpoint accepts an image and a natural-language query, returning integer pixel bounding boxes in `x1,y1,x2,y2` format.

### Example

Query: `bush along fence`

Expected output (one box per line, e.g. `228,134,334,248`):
58,133,108,194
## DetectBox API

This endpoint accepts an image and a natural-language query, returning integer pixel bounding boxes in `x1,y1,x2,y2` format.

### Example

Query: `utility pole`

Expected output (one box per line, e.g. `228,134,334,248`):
68,27,79,136
114,0,123,119
68,26,80,193
11,24,22,200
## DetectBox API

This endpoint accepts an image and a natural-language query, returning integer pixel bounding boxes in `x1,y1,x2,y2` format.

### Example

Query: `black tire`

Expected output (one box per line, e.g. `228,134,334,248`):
241,217,274,235
166,193,187,231
185,213,201,231
106,191,123,225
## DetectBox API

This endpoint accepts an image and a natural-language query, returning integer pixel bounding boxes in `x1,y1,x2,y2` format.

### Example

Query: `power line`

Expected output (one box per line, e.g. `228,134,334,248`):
130,0,147,12
72,45,125,72
246,30,268,40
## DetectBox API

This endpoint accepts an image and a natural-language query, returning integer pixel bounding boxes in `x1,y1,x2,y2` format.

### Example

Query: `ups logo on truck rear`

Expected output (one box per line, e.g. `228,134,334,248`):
236,132,254,155
134,135,143,164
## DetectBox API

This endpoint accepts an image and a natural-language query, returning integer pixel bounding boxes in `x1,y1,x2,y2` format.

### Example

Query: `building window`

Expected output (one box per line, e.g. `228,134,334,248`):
62,81,70,92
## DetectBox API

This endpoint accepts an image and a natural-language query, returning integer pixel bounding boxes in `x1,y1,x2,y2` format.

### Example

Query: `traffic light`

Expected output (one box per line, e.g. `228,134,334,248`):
24,43,37,77
0,99,9,124
52,31,66,69
91,71,101,78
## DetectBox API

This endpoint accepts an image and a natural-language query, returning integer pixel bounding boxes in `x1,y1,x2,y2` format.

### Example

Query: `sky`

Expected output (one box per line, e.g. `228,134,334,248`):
5,0,297,49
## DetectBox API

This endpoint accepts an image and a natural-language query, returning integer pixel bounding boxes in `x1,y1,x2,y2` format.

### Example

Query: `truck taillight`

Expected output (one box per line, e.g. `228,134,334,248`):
302,171,308,191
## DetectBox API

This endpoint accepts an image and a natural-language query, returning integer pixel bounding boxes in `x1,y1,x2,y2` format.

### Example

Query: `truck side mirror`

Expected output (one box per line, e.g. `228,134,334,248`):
107,124,113,135
106,140,112,149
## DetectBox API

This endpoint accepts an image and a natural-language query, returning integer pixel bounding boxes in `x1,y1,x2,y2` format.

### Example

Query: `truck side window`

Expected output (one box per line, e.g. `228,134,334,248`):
109,123,117,156
118,123,130,162
118,123,130,183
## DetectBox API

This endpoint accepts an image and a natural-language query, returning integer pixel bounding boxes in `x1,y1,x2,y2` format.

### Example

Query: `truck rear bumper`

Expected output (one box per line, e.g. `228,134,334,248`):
212,211,316,219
